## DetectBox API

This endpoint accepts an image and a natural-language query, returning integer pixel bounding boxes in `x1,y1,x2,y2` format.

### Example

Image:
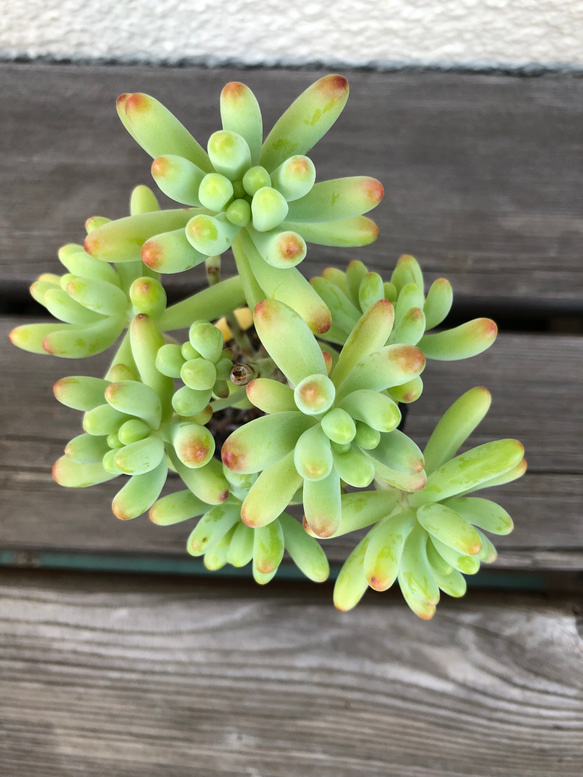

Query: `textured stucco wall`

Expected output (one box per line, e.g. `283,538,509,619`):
1,0,582,69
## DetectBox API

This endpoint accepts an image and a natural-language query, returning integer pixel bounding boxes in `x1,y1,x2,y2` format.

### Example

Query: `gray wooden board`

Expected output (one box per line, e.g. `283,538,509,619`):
1,64,583,308
1,317,582,569
0,570,581,777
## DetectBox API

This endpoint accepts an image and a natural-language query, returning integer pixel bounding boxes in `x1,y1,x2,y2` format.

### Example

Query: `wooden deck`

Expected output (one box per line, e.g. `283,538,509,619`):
0,63,582,776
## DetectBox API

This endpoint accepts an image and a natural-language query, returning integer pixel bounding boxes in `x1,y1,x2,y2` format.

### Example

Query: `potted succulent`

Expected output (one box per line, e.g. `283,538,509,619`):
10,74,525,618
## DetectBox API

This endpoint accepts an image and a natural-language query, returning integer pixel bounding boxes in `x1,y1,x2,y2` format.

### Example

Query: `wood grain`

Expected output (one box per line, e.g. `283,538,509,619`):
0,570,581,777
3,319,581,473
2,469,581,571
2,64,583,308
2,64,581,775
1,317,582,569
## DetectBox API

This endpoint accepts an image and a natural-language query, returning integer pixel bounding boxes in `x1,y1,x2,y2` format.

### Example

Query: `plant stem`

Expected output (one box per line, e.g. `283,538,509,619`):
104,331,136,380
210,387,248,412
231,234,264,312
225,311,255,357
205,255,221,286
206,250,255,357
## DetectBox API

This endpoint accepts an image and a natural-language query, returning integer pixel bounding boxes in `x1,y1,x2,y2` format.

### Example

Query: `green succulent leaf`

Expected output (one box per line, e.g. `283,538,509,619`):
286,177,383,222
333,535,370,612
220,82,263,166
187,503,241,557
279,513,330,582
253,519,285,577
241,451,303,528
419,319,498,360
260,74,349,171
112,456,168,521
52,456,117,488
253,298,327,385
149,489,209,526
423,386,492,474
411,439,525,507
363,509,416,591
223,411,315,474
85,209,195,263
119,92,212,171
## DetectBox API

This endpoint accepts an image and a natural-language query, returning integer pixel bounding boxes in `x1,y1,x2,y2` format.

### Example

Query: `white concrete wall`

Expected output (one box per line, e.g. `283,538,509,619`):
1,0,582,69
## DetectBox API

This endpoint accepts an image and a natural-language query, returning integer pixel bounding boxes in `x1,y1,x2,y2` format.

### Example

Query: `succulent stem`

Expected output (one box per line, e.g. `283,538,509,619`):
210,387,248,412
231,233,265,311
205,255,221,286
104,332,137,381
224,312,255,357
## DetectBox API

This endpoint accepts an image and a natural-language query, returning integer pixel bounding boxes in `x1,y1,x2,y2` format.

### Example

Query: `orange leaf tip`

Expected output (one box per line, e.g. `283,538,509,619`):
83,235,99,257
112,500,133,521
362,177,384,205
141,239,163,270
318,74,349,100
151,156,172,177
221,442,245,472
41,335,56,355
222,81,247,101
125,93,151,116
177,439,212,467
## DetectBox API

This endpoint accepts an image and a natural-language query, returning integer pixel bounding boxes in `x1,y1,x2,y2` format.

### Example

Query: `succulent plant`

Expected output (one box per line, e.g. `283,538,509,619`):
150,467,330,585
222,297,427,537
10,186,160,358
52,312,231,519
314,254,498,363
10,184,247,358
85,75,383,334
10,74,525,618
324,387,526,617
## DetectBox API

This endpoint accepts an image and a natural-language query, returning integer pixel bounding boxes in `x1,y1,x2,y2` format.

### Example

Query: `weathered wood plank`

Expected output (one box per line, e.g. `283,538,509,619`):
0,570,581,777
3,318,581,472
1,469,581,571
2,64,583,308
1,317,582,569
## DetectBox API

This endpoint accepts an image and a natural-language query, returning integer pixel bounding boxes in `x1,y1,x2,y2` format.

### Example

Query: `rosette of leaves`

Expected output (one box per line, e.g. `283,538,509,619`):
10,185,246,358
155,319,237,419
8,71,527,619
9,186,163,358
222,297,427,538
325,387,526,618
312,254,498,401
52,311,230,520
150,467,329,585
84,75,383,333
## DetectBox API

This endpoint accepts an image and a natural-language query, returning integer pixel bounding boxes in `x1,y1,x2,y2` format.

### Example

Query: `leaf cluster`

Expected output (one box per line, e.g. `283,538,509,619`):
10,76,525,618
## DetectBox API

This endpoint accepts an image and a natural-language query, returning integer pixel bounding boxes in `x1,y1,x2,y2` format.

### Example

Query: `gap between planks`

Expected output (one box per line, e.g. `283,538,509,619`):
1,318,582,570
1,64,583,309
